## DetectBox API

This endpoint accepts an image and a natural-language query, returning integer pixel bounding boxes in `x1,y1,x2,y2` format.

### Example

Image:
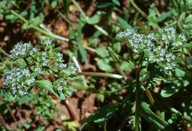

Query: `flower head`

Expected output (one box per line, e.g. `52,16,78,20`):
4,68,35,97
116,27,186,75
10,42,32,59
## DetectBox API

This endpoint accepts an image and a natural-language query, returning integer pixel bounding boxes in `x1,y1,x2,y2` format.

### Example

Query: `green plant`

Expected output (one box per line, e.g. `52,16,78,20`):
0,0,192,130
1,39,77,101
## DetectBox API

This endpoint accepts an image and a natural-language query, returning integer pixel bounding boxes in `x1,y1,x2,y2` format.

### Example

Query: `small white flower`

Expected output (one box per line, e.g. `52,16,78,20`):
167,58,170,62
42,52,47,56
160,57,164,61
172,63,176,67
178,34,186,42
10,42,32,59
26,78,35,85
42,61,48,66
45,39,52,45
59,63,67,68
57,85,63,91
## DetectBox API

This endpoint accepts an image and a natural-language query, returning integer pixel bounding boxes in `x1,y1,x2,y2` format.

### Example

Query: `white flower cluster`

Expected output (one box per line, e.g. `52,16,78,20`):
53,78,77,96
116,27,187,74
4,68,35,96
44,39,52,45
10,42,32,59
29,47,38,56
41,52,49,66
59,64,77,77
4,40,78,98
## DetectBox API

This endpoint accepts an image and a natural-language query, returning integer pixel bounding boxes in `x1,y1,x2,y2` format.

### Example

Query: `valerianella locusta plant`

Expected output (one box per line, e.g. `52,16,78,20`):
3,40,77,100
116,27,187,75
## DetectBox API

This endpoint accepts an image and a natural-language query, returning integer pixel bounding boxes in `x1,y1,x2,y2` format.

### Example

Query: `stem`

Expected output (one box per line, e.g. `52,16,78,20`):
108,48,126,76
77,72,126,79
83,45,96,52
0,47,10,57
6,104,17,122
129,0,160,28
129,0,147,18
72,56,87,87
71,0,108,36
64,99,78,121
0,114,11,130
94,25,108,36
145,88,163,119
16,107,24,124
135,66,141,131
142,73,163,119
0,2,68,42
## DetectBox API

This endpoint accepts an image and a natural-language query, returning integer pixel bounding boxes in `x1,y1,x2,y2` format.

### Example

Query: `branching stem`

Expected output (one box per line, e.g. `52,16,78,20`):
0,2,68,42
135,65,141,131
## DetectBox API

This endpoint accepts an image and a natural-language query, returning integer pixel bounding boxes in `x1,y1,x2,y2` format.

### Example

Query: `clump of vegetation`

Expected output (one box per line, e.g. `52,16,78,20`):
0,0,192,131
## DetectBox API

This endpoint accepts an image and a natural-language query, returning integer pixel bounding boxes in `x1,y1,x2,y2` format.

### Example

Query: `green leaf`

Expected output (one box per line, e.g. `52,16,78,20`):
95,58,113,72
108,47,127,61
120,61,135,72
81,104,119,129
112,0,120,6
18,93,34,105
112,42,121,53
182,42,192,48
51,0,57,8
77,16,87,63
108,47,120,60
35,80,65,100
77,40,87,63
156,10,173,22
175,68,185,77
140,102,173,130
97,2,114,8
86,13,101,25
160,86,179,98
20,11,28,18
96,46,109,58
32,13,44,25
117,16,132,29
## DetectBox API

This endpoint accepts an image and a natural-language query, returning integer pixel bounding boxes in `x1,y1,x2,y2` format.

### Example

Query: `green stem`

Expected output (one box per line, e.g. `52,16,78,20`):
145,88,163,119
129,0,160,28
0,47,10,57
0,2,68,42
135,66,141,131
108,47,126,76
71,0,108,36
129,0,147,18
77,72,126,79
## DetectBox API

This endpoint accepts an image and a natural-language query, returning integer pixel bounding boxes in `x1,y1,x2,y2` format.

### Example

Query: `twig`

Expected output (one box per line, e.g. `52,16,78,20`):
64,99,78,121
6,104,17,122
0,114,11,130
16,107,24,124
72,56,87,87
